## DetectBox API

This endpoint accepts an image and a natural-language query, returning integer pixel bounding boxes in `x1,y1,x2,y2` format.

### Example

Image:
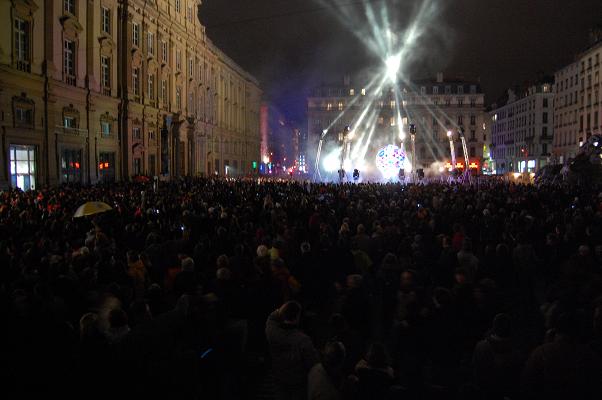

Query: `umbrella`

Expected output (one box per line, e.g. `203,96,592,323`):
73,201,113,218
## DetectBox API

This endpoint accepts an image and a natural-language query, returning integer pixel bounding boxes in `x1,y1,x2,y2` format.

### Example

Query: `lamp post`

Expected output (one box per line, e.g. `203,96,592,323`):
447,130,456,172
409,123,416,182
338,125,351,183
313,129,327,182
459,128,470,181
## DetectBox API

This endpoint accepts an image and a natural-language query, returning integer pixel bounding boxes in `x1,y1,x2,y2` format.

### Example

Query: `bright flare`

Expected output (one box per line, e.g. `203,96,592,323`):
386,54,401,82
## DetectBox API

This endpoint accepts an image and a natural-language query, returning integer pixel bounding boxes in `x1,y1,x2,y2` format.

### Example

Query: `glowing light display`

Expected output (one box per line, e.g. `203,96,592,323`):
375,144,406,178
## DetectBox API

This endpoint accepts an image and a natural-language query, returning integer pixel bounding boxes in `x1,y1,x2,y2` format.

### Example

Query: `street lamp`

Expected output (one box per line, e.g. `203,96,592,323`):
447,130,456,172
409,123,416,181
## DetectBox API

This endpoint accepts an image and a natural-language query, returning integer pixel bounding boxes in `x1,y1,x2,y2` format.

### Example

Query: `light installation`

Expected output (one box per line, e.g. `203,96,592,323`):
375,144,407,178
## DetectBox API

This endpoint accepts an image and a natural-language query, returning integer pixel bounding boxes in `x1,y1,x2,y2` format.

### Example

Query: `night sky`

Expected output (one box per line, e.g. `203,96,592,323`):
200,0,602,123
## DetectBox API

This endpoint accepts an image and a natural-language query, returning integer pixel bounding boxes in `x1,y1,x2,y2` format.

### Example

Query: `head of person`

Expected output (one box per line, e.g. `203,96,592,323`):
365,342,390,369
280,301,302,327
490,313,512,339
322,341,346,371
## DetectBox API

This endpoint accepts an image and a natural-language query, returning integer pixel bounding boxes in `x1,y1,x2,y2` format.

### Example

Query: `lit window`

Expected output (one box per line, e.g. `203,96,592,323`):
133,127,141,139
390,100,395,109
349,89,355,96
147,73,154,100
176,86,181,109
64,116,75,128
390,117,396,126
378,117,384,125
101,121,111,136
326,103,332,111
361,88,366,96
338,102,343,111
9,145,36,191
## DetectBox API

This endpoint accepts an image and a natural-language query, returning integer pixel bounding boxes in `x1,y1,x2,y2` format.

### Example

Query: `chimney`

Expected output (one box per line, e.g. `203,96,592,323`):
343,74,351,86
436,72,443,83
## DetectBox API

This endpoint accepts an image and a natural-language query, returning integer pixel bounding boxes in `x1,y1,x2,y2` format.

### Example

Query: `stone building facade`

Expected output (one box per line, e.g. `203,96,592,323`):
489,81,554,174
0,0,261,190
307,73,488,174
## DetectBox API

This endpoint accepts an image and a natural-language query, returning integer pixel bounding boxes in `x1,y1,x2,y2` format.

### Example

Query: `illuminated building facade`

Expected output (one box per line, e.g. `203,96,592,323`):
307,73,488,174
489,80,554,174
553,27,602,164
0,0,261,190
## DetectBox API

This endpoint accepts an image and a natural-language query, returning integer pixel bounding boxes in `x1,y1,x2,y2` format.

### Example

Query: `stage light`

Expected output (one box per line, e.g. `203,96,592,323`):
262,155,269,164
323,150,341,172
386,54,401,82
447,130,452,137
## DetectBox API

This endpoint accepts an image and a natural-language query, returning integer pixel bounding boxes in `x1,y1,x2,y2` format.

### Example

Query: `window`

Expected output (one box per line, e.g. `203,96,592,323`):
64,116,75,128
61,149,82,183
14,17,30,72
187,6,193,22
470,115,476,125
458,85,464,94
133,158,142,175
338,102,343,111
176,86,181,109
15,106,33,126
188,57,193,76
458,115,463,125
326,103,332,111
147,73,154,102
161,41,167,63
361,88,366,96
542,112,548,124
64,0,75,15
147,32,154,55
149,130,155,140
10,145,36,190
390,117,396,126
542,126,548,137
349,89,355,96
470,147,475,157
132,67,140,97
101,56,110,95
433,86,439,94
99,152,115,182
101,121,111,137
378,117,384,125
132,22,139,47
175,0,181,13
63,39,75,85
445,86,451,94
390,100,395,109
543,98,548,108
470,129,476,140
133,127,141,139
161,79,167,104
149,154,156,176
176,50,181,71
101,7,110,34
420,86,426,95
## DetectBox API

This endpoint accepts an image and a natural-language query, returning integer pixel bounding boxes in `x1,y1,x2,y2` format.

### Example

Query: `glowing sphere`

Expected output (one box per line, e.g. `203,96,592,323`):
375,144,406,178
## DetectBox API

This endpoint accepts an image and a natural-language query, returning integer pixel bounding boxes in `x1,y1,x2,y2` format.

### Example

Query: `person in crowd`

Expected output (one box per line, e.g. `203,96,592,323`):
265,301,319,400
307,341,348,400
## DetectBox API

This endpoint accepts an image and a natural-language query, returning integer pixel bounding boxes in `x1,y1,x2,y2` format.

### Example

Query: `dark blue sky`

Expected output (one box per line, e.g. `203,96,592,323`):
200,0,601,123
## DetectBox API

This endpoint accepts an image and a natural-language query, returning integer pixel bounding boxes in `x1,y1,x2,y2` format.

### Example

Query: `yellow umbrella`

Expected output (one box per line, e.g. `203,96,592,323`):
73,201,113,218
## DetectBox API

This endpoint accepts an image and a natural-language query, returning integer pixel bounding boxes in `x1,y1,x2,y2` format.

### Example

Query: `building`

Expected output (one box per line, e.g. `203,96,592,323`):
259,102,305,174
0,0,261,190
553,62,580,163
490,80,554,174
553,26,602,164
307,73,488,175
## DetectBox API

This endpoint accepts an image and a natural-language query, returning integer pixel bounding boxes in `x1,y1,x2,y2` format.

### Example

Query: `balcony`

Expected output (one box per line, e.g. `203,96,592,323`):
97,131,115,141
102,87,111,96
56,125,88,136
65,74,76,86
16,60,31,73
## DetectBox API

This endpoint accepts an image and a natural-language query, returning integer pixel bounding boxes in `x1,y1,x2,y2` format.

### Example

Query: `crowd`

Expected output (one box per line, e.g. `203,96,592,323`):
1,177,602,399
